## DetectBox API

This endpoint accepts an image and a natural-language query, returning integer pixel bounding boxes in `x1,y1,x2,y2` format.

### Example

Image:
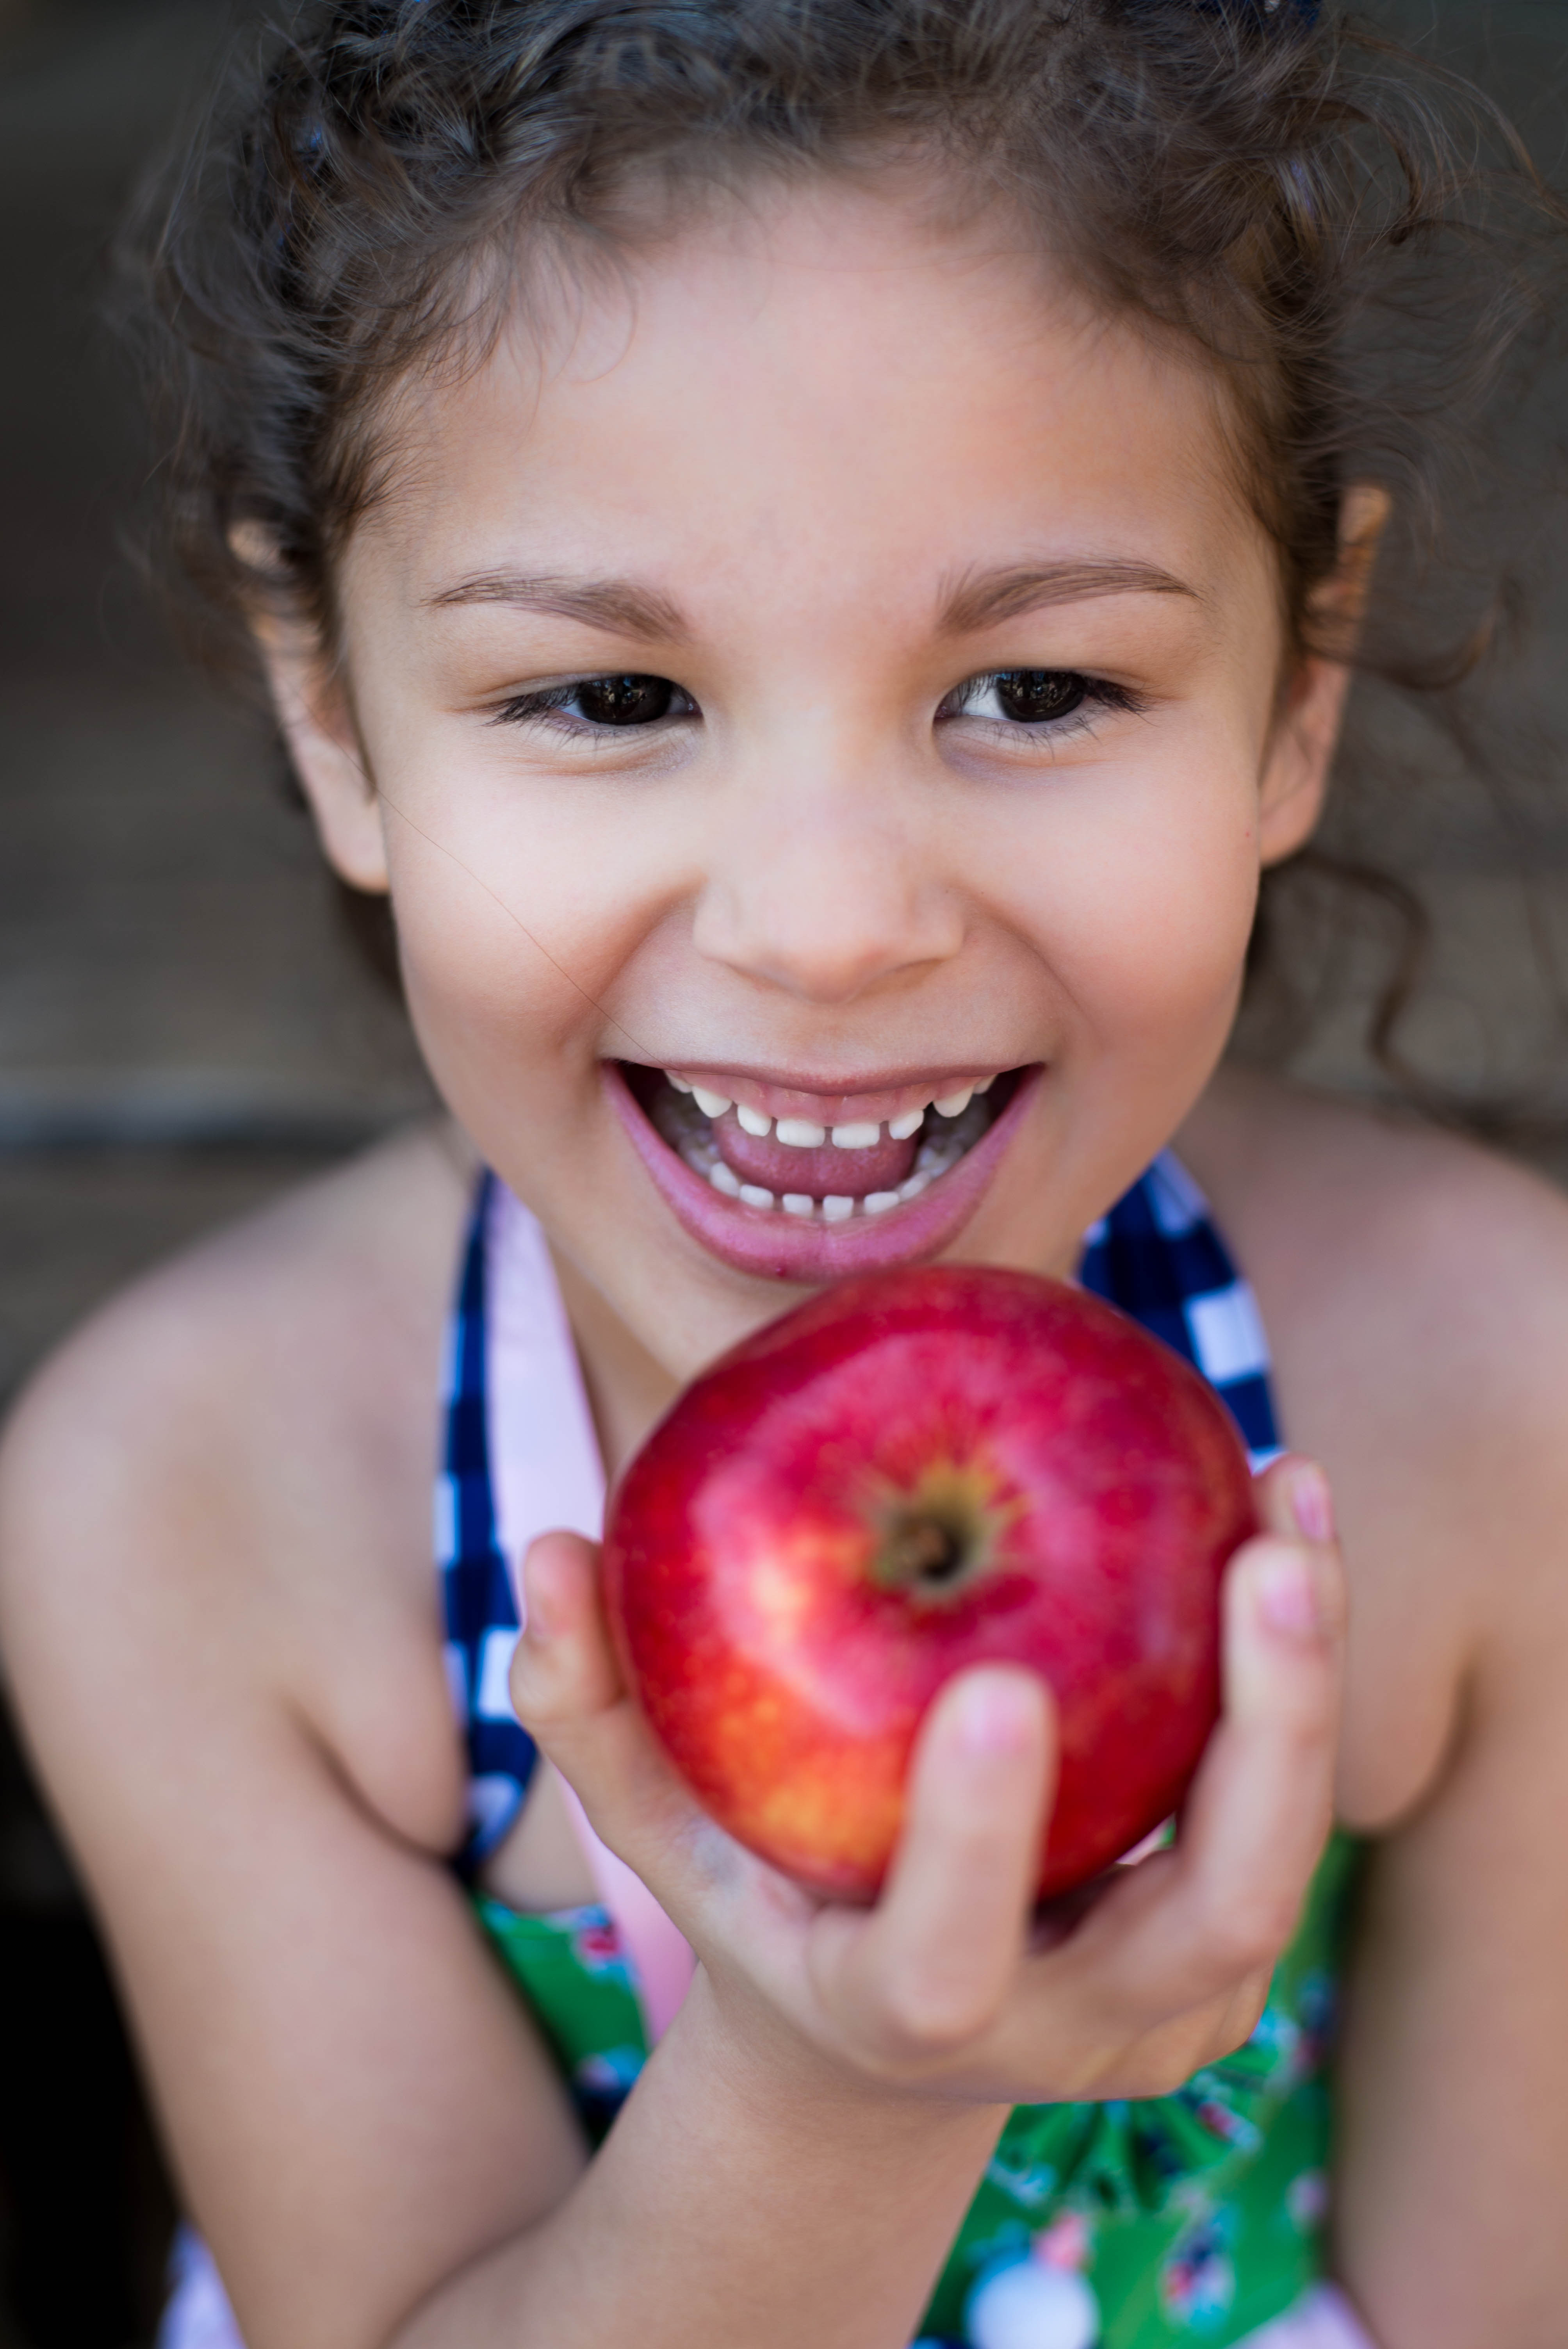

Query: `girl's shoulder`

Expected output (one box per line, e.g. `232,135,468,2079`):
1184,1069,1568,1827
1184,1065,1568,1420
0,1120,474,1859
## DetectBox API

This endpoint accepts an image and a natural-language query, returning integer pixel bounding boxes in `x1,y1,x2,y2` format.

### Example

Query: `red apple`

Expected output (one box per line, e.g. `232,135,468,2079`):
603,1265,1255,1902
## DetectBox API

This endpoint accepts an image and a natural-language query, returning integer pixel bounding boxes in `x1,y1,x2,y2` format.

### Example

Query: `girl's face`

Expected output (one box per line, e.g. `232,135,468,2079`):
289,178,1343,1383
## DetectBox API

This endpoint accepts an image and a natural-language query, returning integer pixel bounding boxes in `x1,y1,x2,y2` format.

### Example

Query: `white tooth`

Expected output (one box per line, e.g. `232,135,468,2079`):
667,1073,694,1093
864,1191,901,1215
973,1074,996,1093
709,1161,742,1196
898,1172,929,1200
775,1117,827,1148
821,1195,856,1221
932,1087,973,1119
781,1193,815,1217
736,1104,773,1138
830,1121,881,1150
887,1108,925,1141
739,1183,776,1209
693,1087,733,1119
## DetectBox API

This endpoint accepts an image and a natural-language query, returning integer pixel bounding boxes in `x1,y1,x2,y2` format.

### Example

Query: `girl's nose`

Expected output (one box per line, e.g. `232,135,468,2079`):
690,780,967,1005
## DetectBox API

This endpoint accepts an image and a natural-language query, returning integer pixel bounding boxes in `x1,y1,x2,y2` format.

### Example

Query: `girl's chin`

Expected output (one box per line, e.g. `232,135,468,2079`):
604,1060,1043,1285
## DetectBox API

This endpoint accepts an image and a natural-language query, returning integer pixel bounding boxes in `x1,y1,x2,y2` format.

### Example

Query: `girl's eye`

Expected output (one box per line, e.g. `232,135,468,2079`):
943,669,1098,727
992,670,1086,724
572,674,683,726
492,674,696,730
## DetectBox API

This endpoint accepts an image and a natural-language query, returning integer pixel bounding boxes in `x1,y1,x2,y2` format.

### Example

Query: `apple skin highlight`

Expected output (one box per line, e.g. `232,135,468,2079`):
604,1266,1257,1903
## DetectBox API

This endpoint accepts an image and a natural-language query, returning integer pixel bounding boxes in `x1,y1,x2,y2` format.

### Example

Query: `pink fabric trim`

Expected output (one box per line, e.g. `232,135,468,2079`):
1238,2285,1376,2347
487,1182,696,2045
555,1775,699,2043
485,1182,607,1554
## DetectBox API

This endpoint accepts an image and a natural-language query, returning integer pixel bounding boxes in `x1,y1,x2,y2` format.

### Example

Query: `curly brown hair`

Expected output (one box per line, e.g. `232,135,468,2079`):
120,0,1568,1118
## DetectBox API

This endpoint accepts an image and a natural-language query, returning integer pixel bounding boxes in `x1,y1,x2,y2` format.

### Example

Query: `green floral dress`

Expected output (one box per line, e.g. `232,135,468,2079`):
474,1828,1361,2348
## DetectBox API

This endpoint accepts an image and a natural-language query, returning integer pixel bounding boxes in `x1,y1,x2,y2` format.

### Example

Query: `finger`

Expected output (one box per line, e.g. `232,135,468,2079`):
1249,1447,1333,1559
813,1668,1055,2058
510,1531,624,1727
510,1533,698,1861
1085,1503,1343,2019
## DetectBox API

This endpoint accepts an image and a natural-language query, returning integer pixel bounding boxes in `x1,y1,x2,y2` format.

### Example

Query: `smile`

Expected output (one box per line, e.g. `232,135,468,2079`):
608,1060,1041,1282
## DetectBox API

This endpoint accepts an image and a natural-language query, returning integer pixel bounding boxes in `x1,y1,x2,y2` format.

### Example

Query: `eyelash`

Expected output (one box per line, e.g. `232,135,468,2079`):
487,669,1145,736
936,671,1147,736
488,678,697,732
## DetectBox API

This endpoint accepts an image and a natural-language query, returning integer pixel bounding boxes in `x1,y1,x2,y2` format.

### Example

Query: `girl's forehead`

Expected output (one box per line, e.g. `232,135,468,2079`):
358,179,1264,617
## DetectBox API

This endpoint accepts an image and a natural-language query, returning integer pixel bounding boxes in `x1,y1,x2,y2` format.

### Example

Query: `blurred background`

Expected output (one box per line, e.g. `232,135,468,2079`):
1,1,1567,2342
0,4,431,2342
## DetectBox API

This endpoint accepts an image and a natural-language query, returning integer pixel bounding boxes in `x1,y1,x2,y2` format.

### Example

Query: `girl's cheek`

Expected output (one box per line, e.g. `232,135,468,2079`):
386,823,593,1108
984,764,1265,1053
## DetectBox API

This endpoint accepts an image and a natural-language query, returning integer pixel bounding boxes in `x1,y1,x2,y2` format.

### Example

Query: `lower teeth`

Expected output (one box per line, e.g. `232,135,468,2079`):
650,1080,992,1221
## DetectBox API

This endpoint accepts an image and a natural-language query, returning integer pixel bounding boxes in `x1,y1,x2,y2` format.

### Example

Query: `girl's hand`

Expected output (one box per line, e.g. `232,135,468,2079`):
510,1453,1344,2111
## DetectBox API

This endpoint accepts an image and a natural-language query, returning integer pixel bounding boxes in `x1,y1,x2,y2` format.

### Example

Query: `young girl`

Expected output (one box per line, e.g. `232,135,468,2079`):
4,2,1568,2344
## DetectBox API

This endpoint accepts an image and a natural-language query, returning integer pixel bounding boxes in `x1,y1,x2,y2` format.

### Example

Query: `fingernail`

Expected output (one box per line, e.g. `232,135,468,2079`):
953,1670,1041,1755
1288,1463,1334,1546
521,1580,559,1643
1256,1550,1323,1642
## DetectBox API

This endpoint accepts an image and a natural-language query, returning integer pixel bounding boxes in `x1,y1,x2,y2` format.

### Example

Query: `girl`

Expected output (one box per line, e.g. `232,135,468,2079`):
4,3,1568,2345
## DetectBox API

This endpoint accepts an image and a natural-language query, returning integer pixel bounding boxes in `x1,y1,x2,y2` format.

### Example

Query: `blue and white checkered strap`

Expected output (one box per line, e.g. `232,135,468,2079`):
1079,1151,1283,1472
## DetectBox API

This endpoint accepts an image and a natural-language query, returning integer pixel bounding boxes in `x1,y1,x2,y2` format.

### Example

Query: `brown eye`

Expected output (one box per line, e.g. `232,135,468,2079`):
992,670,1088,724
574,675,678,726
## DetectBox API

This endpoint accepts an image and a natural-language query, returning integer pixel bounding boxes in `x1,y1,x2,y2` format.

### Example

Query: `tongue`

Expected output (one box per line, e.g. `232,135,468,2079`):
716,1113,920,1200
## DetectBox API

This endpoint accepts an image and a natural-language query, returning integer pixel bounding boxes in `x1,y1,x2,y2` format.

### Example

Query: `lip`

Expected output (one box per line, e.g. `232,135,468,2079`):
605,1060,1043,1283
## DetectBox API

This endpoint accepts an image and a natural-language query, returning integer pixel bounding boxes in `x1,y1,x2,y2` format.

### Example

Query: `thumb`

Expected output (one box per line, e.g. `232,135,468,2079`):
509,1529,704,1886
509,1531,624,1731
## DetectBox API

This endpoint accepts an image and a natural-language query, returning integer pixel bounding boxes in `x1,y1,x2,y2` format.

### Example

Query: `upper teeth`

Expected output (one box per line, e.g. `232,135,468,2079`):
667,1073,997,1146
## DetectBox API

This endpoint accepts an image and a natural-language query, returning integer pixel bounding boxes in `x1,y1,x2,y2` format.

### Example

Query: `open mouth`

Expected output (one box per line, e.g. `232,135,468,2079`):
637,1065,1014,1221
609,1060,1039,1281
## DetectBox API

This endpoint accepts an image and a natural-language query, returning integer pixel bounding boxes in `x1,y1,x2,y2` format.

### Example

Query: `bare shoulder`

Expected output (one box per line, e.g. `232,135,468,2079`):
1184,1067,1568,1430
1182,1069,1568,1822
0,1120,474,1856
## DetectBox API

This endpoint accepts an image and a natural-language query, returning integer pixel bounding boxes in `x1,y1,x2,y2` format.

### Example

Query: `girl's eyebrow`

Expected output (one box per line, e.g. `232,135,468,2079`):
422,556,1196,642
937,559,1200,635
425,572,691,642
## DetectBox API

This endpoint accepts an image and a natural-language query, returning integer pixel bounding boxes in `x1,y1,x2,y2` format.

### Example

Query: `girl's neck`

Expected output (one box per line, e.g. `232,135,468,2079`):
547,1241,682,1483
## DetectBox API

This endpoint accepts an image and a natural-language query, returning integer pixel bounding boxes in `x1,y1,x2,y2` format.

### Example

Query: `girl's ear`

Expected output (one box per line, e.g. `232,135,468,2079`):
235,533,390,894
1257,483,1390,866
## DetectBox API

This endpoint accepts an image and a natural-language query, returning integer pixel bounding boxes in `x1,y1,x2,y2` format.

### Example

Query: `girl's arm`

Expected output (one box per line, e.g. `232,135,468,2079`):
0,1242,1341,2349
1331,1376,1568,2348
1185,1076,1568,2349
